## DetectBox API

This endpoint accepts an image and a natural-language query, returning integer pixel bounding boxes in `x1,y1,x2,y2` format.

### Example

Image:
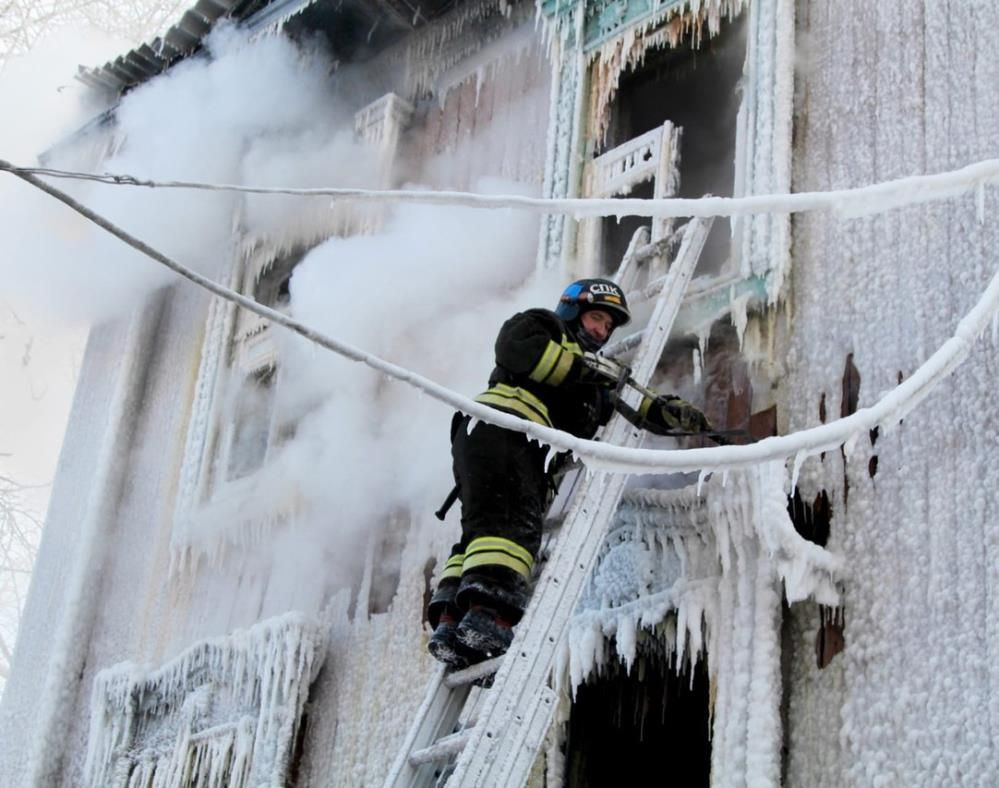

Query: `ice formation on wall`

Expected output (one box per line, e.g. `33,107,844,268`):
570,460,840,684
567,461,838,783
394,0,521,98
291,520,448,787
82,613,323,788
584,0,748,142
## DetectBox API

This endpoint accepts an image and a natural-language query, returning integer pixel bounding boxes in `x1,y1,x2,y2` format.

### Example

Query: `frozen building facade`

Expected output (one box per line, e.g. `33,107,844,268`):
2,0,998,785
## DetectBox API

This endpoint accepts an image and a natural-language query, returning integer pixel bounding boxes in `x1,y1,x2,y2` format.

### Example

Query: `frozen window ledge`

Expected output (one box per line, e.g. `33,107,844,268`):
83,612,325,788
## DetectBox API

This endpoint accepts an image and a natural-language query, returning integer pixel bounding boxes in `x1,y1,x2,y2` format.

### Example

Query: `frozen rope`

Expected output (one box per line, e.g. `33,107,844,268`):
3,163,998,477
2,155,999,219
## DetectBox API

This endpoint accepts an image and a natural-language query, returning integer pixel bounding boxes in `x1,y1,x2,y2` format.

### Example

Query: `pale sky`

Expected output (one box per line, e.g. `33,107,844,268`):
0,29,124,518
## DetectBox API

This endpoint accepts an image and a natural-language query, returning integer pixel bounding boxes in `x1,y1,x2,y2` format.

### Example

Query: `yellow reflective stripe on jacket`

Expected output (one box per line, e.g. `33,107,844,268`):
441,553,464,581
639,395,654,420
474,383,553,427
529,337,579,386
463,536,535,578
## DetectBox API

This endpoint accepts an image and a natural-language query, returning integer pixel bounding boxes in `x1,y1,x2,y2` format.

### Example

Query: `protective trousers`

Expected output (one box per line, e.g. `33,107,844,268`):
429,415,549,627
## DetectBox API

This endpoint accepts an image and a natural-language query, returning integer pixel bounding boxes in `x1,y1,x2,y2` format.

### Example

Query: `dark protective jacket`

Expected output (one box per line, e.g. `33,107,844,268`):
473,308,615,438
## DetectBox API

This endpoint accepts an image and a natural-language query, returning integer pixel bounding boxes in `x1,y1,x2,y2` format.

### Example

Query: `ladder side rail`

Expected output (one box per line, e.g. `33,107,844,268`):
383,664,474,788
611,224,650,293
629,217,712,385
447,217,712,787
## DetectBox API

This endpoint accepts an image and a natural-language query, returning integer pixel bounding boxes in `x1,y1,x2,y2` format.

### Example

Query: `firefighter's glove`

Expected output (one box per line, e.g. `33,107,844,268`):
646,395,712,434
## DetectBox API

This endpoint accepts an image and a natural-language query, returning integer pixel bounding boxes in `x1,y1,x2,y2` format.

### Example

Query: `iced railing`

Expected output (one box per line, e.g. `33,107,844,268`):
354,93,415,150
587,125,665,197
82,612,324,788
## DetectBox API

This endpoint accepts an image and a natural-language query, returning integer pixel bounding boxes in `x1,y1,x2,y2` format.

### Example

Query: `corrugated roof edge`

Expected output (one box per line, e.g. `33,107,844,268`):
73,0,290,98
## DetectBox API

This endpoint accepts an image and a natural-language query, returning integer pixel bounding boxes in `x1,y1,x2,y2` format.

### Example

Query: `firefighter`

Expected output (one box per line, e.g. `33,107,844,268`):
427,278,712,668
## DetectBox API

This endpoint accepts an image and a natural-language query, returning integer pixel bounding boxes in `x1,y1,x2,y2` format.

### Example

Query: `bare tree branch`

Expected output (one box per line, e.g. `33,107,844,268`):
0,471,43,696
0,0,189,68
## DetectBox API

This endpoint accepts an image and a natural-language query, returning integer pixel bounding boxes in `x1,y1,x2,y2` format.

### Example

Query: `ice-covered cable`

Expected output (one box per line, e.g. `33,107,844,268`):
2,155,999,218
3,162,997,477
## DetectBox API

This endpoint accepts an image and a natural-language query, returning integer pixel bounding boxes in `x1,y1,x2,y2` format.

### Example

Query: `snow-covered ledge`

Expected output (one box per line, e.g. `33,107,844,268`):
82,612,324,788
568,462,841,785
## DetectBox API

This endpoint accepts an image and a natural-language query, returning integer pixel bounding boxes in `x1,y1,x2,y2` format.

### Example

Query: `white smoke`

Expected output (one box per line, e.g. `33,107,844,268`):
0,27,126,498
2,23,564,611
276,183,558,537
1,25,378,325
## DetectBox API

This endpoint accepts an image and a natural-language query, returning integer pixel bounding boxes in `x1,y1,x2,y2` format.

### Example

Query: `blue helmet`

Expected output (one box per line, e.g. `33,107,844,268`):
555,278,631,328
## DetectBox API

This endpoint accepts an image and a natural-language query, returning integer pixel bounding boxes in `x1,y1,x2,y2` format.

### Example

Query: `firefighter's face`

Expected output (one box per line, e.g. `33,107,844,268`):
579,309,614,343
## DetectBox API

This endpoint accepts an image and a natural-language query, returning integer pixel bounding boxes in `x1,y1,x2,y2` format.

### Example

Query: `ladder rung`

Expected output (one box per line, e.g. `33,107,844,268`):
409,727,472,765
443,656,502,688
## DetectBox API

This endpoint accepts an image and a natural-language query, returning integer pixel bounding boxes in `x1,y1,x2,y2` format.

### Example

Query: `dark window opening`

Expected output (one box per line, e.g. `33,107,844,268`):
254,250,305,308
227,365,277,481
565,640,711,786
602,12,747,276
689,318,776,445
787,488,831,547
368,510,409,616
815,606,845,669
600,179,655,275
840,353,861,418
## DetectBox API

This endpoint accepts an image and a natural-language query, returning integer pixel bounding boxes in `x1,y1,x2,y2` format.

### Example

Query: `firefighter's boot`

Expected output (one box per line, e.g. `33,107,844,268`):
455,605,514,658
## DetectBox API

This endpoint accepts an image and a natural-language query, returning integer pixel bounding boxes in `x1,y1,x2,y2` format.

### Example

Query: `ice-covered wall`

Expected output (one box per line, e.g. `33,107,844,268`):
0,290,188,785
783,1,999,784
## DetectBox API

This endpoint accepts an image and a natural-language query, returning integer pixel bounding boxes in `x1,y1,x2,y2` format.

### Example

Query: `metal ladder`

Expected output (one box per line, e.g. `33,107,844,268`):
384,217,713,788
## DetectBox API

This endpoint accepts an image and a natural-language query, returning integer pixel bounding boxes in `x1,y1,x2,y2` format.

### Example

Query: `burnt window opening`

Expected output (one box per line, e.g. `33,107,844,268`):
565,641,711,786
815,606,845,669
367,511,409,616
840,353,861,418
787,488,831,547
600,11,747,277
252,250,304,310
600,179,655,275
692,319,777,444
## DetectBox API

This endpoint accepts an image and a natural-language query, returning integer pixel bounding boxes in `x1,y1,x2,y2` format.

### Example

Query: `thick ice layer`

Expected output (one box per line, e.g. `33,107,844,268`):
568,462,828,783
570,462,839,683
82,612,323,788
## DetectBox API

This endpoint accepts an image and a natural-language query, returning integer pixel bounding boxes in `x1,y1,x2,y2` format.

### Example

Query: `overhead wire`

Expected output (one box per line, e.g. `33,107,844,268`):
2,156,999,219
1,158,997,477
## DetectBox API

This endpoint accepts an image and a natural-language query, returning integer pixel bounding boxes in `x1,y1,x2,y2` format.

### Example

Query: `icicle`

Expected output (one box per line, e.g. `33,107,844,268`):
474,64,486,106
675,600,689,664
696,467,709,496
843,431,860,458
692,346,702,384
976,182,986,224
789,449,806,494
465,416,478,434
616,613,638,669
730,293,750,349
